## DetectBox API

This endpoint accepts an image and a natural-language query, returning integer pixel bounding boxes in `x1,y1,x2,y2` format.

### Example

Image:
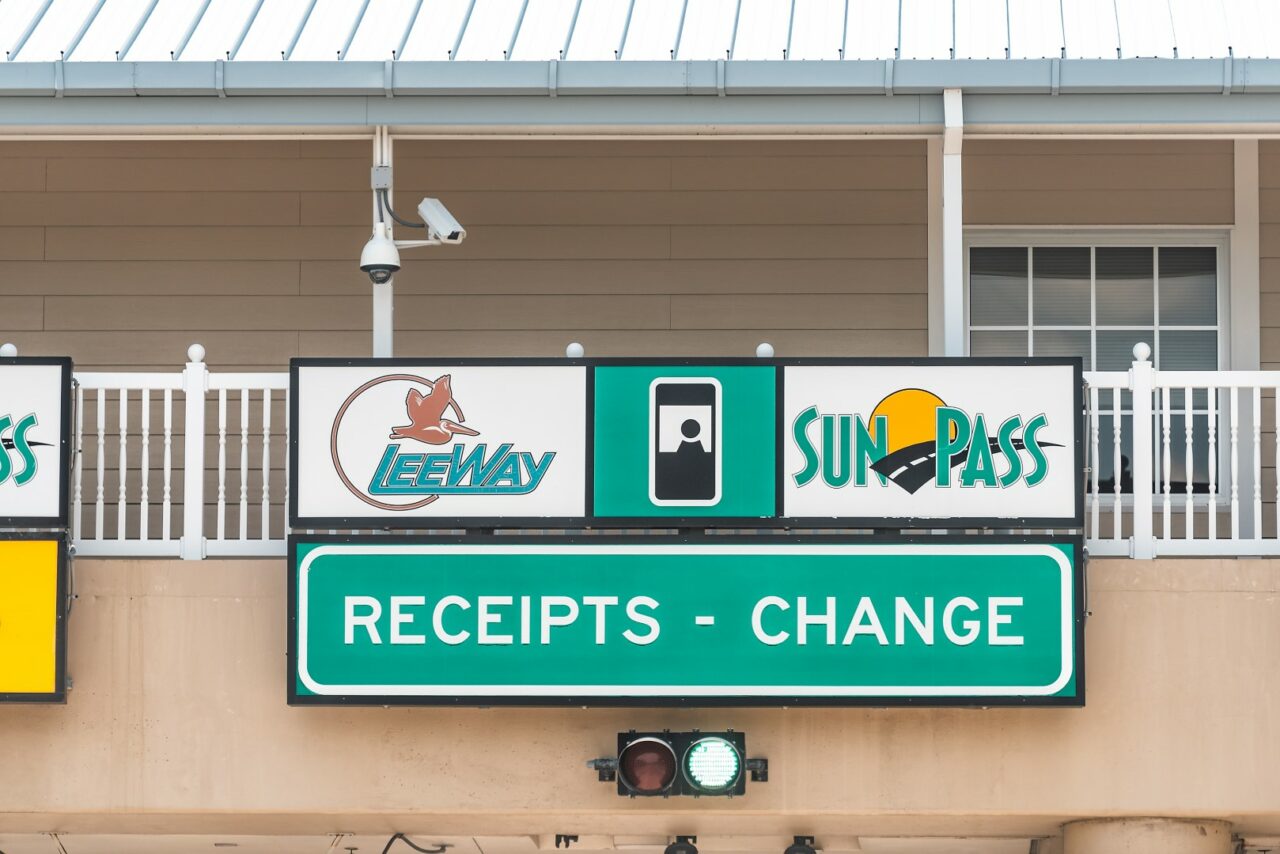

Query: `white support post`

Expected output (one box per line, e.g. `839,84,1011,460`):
941,89,965,356
1130,343,1155,559
373,281,394,358
1232,139,1260,538
181,344,208,560
926,137,944,356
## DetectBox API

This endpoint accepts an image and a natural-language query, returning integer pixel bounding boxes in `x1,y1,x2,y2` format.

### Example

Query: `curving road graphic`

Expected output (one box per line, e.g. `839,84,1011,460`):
869,437,1061,495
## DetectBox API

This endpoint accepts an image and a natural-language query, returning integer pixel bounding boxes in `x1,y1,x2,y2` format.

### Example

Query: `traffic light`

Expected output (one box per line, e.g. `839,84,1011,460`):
590,730,763,797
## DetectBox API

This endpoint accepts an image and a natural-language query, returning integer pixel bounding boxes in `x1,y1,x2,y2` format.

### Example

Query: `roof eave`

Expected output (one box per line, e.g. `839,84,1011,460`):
1,59,1279,134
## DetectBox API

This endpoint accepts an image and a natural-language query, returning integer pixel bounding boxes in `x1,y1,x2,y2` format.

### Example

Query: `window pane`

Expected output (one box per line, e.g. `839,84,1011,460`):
1159,247,1217,325
1097,330,1152,371
1033,330,1091,369
970,330,1028,356
1093,413,1136,494
1160,328,1216,409
1160,330,1218,370
1032,247,1091,325
970,247,1028,326
1097,247,1154,325
1160,412,1213,493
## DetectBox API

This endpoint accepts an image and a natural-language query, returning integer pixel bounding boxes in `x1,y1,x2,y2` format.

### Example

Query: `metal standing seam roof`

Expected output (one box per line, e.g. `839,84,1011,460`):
1,0,1279,132
2,0,1277,65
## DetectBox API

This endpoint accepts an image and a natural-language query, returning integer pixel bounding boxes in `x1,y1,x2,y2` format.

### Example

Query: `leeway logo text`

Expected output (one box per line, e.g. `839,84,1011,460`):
368,443,555,496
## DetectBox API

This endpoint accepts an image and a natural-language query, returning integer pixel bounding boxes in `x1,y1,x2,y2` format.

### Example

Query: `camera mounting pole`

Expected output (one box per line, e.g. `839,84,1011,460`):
364,126,464,357
371,125,394,358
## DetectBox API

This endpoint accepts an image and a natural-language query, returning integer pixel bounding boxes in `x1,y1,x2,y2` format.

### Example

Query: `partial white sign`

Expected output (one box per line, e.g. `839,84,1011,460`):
782,363,1081,523
292,363,587,523
0,359,71,526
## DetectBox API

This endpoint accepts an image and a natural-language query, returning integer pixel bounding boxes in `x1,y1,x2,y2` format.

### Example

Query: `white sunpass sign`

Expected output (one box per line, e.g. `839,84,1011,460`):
0,357,72,527
781,360,1083,526
290,360,587,525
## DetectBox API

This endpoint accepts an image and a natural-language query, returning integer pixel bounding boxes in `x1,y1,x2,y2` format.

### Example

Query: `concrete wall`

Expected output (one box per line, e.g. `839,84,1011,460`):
1,556,1277,838
0,139,928,370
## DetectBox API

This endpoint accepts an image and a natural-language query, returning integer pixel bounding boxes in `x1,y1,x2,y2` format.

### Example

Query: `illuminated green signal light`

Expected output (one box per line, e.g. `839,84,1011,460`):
682,736,742,793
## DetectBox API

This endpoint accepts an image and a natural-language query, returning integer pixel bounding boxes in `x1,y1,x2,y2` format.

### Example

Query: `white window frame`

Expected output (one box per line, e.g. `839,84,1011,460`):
963,228,1230,371
964,228,1232,505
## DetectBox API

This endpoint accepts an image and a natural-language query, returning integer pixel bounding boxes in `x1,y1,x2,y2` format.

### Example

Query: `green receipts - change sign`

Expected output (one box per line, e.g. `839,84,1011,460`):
289,537,1083,706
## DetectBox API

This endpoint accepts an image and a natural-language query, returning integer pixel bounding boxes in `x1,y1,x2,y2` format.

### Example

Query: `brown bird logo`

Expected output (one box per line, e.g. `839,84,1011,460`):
388,374,481,446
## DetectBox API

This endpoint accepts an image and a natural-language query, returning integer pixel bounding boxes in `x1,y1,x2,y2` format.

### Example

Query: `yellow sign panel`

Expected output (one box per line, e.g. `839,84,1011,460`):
0,538,64,700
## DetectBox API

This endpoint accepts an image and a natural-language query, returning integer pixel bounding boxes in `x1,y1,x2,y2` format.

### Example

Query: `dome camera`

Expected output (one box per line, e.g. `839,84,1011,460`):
360,222,400,284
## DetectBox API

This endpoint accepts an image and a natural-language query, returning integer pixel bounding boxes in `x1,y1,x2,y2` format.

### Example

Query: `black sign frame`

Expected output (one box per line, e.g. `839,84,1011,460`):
0,533,68,704
286,532,1086,708
288,357,1084,530
0,356,72,529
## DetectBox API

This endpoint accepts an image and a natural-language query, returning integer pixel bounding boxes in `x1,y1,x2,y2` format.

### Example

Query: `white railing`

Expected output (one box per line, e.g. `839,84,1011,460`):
1085,343,1280,558
51,342,1280,560
72,345,287,559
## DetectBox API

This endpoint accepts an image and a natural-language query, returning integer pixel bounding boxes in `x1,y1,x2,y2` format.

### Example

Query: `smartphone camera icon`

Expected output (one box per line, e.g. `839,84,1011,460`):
649,377,722,506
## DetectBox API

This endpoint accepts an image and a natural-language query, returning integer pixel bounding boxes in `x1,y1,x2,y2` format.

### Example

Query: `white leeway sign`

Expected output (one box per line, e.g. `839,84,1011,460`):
291,362,587,525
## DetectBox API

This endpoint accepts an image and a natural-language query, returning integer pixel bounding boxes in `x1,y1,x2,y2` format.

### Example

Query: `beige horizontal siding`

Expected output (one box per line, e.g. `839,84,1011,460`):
0,261,301,295
0,192,300,227
300,189,927,226
300,258,928,296
966,140,1234,226
0,226,43,260
1261,142,1280,370
1254,142,1280,518
301,329,930,358
0,138,929,369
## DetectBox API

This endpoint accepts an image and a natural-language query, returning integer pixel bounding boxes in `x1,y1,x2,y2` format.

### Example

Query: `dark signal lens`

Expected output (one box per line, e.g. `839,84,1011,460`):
618,736,678,796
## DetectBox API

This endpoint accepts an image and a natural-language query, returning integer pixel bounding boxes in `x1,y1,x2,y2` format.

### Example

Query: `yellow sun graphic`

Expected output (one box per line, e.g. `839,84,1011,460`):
869,388,955,454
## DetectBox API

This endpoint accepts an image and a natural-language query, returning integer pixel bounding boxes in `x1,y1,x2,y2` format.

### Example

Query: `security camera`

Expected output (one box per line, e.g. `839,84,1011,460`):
417,198,466,244
360,222,400,284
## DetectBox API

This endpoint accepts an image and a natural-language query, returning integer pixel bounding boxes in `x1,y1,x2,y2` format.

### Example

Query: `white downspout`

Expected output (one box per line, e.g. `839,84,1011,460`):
942,88,965,356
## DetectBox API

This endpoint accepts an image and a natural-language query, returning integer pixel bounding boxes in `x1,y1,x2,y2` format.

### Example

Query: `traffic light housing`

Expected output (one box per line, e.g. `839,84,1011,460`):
613,730,748,797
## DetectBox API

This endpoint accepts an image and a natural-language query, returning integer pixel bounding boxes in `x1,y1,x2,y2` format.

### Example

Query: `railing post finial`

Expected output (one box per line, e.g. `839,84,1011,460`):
1133,341,1152,362
187,343,206,364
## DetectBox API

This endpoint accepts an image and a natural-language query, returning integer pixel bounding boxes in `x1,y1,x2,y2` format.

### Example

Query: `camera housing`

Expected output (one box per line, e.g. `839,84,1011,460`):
417,197,467,244
360,222,400,284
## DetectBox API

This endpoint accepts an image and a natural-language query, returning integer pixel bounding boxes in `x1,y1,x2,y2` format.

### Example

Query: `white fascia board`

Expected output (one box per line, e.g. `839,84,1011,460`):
1,58,1280,132
963,92,1280,130
2,58,1280,97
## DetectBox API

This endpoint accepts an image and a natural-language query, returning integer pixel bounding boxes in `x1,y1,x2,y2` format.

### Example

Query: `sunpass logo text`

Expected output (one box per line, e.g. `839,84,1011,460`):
0,412,41,487
792,388,1058,495
368,443,554,496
